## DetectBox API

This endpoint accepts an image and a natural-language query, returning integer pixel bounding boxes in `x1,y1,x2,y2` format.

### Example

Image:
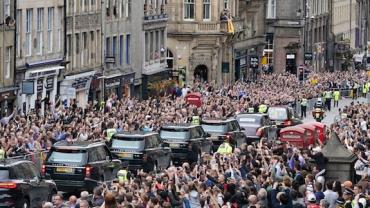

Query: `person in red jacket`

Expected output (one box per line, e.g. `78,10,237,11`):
307,193,320,208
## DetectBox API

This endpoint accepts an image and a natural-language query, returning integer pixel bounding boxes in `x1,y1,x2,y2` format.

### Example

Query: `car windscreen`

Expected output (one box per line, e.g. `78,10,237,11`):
160,129,190,140
0,169,9,180
47,150,86,164
268,108,288,121
111,137,145,149
201,123,227,133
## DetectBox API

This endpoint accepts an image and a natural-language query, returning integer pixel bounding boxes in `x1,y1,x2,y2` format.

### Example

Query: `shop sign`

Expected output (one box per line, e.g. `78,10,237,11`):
46,76,54,90
250,56,259,68
222,62,230,73
37,78,43,92
105,56,116,64
28,69,57,79
240,57,247,66
286,54,295,59
72,77,90,90
304,53,313,60
22,81,34,94
105,77,122,89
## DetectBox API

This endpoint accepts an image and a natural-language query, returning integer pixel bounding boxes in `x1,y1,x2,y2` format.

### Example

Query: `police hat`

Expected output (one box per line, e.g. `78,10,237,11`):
343,188,355,196
335,197,345,204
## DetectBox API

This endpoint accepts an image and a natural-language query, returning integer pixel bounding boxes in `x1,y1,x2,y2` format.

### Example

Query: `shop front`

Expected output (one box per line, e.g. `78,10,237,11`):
60,71,95,109
142,69,171,99
104,72,135,100
20,66,63,115
0,88,17,117
234,49,248,81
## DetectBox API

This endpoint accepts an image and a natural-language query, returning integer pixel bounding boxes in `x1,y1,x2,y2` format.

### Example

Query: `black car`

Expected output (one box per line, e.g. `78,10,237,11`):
267,106,302,129
235,113,276,142
43,141,121,193
159,124,212,164
0,159,57,208
201,118,247,150
108,132,172,172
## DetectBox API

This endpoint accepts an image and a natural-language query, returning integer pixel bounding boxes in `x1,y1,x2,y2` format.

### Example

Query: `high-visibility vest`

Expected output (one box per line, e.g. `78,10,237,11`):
0,149,5,159
117,169,128,183
325,91,332,99
300,98,308,106
100,101,105,111
106,128,117,141
363,85,368,93
192,116,200,125
217,142,232,155
333,91,340,101
258,104,267,113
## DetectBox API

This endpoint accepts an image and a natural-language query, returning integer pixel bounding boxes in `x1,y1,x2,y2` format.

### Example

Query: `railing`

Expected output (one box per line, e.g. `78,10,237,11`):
197,23,220,32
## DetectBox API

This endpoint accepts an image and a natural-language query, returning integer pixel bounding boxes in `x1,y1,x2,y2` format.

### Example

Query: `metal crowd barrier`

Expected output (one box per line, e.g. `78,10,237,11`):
8,150,48,172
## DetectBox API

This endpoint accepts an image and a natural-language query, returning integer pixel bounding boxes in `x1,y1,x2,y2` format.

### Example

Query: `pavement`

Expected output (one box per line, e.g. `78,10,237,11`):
302,97,367,126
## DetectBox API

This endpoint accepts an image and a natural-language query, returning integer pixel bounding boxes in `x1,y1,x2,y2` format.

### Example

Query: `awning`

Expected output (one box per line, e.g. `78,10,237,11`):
65,70,95,80
142,65,169,76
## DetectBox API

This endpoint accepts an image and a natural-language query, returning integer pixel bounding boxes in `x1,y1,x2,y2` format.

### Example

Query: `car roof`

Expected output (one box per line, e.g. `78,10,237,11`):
161,123,199,129
114,131,158,138
0,159,34,168
53,141,106,150
201,118,236,123
236,113,267,118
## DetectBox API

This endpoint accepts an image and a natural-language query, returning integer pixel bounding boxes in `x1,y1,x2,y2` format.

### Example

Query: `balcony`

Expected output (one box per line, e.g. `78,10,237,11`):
144,4,168,23
220,18,245,34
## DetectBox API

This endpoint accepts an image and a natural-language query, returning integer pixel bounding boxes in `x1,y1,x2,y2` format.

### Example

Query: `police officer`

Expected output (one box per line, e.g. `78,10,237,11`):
343,188,354,208
191,112,201,125
106,121,117,142
333,88,340,107
216,138,233,155
324,89,332,111
117,163,130,185
300,97,308,118
258,102,268,114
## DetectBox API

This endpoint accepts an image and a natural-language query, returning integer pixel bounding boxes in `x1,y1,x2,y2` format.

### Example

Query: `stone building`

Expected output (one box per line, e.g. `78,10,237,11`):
62,0,103,108
166,0,246,85
304,0,330,71
265,0,304,74
16,0,65,115
0,0,16,116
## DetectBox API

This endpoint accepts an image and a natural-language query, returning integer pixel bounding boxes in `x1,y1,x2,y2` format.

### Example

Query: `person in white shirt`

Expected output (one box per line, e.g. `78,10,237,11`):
323,181,338,208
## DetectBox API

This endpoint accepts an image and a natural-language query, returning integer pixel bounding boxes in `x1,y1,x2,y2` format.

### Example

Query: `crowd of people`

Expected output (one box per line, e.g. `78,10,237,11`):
0,70,369,208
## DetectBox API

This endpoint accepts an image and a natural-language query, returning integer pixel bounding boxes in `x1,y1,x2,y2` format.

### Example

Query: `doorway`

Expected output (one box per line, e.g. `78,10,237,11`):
194,65,208,83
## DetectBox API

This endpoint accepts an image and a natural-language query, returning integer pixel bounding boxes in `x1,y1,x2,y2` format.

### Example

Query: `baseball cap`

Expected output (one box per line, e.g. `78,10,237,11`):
307,193,316,202
341,181,353,189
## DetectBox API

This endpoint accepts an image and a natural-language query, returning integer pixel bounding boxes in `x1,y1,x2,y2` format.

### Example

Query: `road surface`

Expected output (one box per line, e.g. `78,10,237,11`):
302,97,367,126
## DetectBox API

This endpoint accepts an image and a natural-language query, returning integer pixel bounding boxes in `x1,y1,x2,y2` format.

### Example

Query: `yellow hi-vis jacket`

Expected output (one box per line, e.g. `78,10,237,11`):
192,116,200,125
217,142,233,155
0,149,5,159
333,90,340,101
258,104,267,113
117,169,128,184
106,128,117,142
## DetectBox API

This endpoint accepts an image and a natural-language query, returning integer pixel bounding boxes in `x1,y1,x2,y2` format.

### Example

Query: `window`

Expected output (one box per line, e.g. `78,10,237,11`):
75,33,80,54
120,0,125,17
5,47,11,79
119,35,123,65
112,36,117,64
36,8,43,54
80,0,84,12
127,0,131,17
25,9,33,56
91,0,96,11
47,7,54,52
203,0,211,20
126,34,130,64
223,0,229,10
266,0,276,19
105,37,110,56
84,0,88,12
82,32,87,65
4,0,10,17
150,32,153,60
67,34,72,56
16,9,21,57
184,0,194,20
90,31,95,61
145,32,149,62
56,7,62,52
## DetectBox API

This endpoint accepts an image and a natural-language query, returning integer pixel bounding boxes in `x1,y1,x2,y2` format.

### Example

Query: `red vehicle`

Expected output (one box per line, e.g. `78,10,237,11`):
307,122,326,144
297,123,319,146
279,126,309,149
185,93,202,107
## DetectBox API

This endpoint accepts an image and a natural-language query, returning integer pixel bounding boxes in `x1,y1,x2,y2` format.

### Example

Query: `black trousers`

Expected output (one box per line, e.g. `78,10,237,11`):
301,105,307,118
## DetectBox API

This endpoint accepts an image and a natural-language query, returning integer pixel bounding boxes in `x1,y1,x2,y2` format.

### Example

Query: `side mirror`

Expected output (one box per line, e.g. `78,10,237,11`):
205,133,211,137
240,127,246,131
